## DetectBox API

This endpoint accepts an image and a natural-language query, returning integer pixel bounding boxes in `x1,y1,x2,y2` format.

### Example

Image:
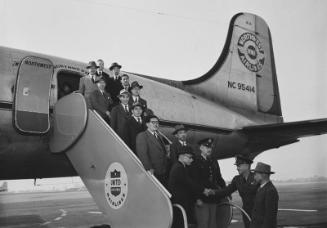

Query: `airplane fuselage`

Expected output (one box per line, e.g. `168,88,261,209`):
0,46,282,180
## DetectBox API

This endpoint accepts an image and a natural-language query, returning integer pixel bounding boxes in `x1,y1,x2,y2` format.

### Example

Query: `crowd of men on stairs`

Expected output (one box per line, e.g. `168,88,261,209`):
75,60,279,228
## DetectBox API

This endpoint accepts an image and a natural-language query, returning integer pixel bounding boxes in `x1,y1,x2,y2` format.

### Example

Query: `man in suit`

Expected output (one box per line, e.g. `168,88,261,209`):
96,59,111,94
136,115,169,186
213,154,259,228
250,162,279,228
89,78,113,124
79,61,101,108
169,147,210,227
121,74,130,91
110,89,131,139
122,102,146,154
170,124,193,164
128,81,147,110
191,138,226,228
108,62,123,106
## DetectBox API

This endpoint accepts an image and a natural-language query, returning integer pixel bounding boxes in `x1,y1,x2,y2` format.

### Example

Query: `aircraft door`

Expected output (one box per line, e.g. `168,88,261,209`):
14,56,53,134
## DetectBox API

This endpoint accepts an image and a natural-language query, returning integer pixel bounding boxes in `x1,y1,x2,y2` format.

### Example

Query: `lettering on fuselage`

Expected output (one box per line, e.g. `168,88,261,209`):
237,32,265,72
54,64,88,74
13,60,88,74
227,81,255,93
24,60,52,69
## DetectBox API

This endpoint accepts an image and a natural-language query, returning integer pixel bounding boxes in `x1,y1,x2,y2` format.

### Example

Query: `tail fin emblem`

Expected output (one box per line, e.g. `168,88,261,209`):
237,32,265,72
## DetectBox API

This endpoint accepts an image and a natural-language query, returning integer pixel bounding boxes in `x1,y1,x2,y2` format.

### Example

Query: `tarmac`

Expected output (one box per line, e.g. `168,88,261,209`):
0,182,326,228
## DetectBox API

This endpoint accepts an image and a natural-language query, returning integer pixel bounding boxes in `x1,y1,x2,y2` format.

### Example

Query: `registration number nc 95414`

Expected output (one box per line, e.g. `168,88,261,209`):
227,81,255,93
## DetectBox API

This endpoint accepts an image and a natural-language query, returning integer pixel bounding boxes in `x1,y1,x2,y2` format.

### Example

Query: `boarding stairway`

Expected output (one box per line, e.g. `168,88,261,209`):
49,93,233,228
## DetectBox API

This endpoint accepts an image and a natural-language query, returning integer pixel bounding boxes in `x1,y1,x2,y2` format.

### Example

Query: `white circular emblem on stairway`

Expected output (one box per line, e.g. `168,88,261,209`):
104,162,128,209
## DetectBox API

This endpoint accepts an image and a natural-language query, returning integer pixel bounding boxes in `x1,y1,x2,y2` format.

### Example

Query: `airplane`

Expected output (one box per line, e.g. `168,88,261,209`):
0,12,326,228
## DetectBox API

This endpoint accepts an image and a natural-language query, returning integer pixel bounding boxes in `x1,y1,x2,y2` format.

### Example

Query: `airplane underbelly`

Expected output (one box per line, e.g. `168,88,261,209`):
0,109,76,180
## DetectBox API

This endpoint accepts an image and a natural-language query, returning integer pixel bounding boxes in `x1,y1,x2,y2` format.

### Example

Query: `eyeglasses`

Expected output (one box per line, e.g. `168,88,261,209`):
150,121,159,124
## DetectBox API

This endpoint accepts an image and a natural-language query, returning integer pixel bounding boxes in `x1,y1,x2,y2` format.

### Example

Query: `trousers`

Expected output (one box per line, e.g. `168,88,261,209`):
194,203,217,228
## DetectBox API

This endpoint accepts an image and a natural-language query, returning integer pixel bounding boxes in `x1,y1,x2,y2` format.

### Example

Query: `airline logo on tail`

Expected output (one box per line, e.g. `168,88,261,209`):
237,32,265,72
105,162,128,209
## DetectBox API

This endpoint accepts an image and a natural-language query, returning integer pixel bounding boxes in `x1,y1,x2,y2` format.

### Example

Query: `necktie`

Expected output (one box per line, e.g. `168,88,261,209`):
154,131,166,151
124,105,128,113
137,117,141,124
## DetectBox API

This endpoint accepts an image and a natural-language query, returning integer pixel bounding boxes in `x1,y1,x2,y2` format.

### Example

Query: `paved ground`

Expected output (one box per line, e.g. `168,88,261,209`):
0,182,326,227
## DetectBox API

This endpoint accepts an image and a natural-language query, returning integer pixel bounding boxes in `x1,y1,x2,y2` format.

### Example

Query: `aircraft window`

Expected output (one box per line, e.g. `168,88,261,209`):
57,70,83,100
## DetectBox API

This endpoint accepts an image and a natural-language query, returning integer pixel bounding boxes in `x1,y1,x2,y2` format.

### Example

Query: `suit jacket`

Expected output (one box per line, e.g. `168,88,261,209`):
136,130,168,176
190,155,226,203
122,116,146,153
89,89,113,121
110,104,131,139
78,76,98,108
107,77,123,106
97,71,111,93
251,181,279,228
170,139,193,164
128,96,147,109
168,161,203,220
215,172,259,214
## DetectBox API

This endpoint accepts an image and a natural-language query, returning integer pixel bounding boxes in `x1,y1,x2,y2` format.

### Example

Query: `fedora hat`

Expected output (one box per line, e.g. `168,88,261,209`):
86,61,99,69
109,62,122,70
130,81,143,90
173,124,189,135
252,162,275,174
234,154,253,166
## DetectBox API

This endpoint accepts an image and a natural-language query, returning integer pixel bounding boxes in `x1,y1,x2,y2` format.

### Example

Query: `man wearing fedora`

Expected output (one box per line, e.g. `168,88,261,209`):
128,81,147,110
79,61,101,108
122,102,146,154
110,89,131,139
213,154,259,228
170,124,193,164
191,138,226,228
109,62,122,80
89,78,113,124
251,162,279,228
108,62,123,106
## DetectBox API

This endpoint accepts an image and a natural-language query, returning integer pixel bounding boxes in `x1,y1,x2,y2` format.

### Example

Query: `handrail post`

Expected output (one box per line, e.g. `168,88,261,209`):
172,204,188,228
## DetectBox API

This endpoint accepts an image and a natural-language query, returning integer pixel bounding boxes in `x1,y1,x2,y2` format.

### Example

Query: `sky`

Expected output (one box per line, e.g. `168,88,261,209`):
0,0,327,186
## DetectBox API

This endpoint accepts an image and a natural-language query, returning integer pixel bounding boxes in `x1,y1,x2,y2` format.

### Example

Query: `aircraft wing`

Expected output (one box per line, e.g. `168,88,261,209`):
241,118,327,139
236,118,327,158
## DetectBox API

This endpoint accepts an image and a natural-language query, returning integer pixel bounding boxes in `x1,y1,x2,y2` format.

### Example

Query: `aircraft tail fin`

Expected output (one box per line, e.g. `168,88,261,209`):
183,13,282,116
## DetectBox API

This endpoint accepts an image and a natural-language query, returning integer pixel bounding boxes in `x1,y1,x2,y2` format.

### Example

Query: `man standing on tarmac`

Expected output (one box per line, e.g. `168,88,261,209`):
213,154,259,228
168,147,211,227
191,138,226,228
251,162,279,228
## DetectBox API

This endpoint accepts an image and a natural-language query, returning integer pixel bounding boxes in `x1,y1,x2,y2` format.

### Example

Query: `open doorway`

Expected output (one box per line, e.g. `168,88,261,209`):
56,70,83,100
